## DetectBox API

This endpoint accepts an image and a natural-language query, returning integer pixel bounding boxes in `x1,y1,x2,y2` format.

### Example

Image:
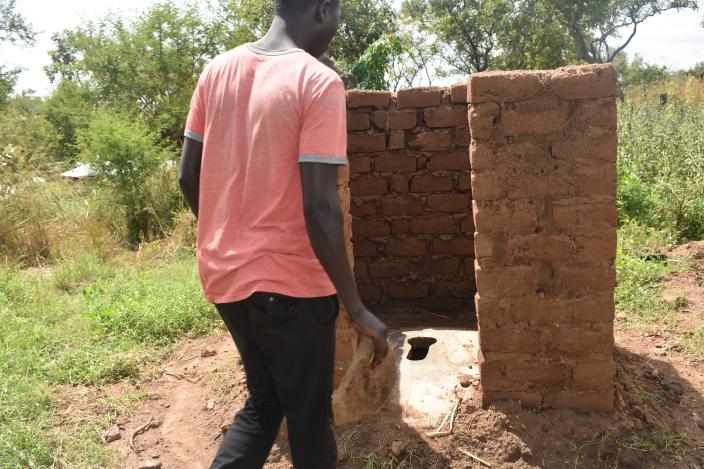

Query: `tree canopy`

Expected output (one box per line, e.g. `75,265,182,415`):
401,0,698,74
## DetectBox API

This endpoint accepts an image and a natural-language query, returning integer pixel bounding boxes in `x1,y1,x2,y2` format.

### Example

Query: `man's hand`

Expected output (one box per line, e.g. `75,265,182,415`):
300,161,390,369
347,304,388,368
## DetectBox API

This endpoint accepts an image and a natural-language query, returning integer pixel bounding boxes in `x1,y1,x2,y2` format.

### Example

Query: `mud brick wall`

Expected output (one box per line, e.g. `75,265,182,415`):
334,164,358,386
346,85,476,314
470,64,618,413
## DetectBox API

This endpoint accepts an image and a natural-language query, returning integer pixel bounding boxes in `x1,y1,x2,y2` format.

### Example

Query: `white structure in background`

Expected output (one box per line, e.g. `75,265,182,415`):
60,163,98,179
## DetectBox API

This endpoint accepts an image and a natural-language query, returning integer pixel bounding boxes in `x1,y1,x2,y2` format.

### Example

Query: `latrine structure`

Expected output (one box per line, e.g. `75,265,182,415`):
334,63,618,413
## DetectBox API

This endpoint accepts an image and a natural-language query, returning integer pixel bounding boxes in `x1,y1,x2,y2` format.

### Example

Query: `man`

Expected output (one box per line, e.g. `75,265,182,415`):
178,0,388,467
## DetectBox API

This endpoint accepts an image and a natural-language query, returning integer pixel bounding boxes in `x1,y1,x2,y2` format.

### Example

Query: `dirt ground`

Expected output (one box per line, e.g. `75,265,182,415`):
92,244,704,469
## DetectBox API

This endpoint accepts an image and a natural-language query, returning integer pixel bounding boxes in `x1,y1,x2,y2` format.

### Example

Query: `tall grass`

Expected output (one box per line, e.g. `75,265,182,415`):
618,97,704,241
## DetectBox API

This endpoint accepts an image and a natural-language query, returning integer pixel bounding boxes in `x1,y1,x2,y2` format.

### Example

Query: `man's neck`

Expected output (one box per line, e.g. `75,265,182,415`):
254,16,314,54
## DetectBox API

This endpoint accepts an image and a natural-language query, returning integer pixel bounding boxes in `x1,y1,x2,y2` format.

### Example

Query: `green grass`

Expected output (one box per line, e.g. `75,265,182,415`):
0,252,221,467
615,221,681,329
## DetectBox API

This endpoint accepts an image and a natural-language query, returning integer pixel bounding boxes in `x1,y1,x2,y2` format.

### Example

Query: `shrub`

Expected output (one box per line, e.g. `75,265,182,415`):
78,108,168,245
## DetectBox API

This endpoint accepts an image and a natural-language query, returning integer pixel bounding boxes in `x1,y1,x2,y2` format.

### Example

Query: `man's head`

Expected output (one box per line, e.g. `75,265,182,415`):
274,0,340,57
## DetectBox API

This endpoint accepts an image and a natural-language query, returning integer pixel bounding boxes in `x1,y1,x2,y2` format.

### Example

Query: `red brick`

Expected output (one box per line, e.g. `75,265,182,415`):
469,70,543,103
573,361,614,387
559,267,616,295
381,196,423,216
348,132,385,153
354,260,368,279
353,240,377,257
471,140,549,170
419,257,460,275
409,131,451,151
397,87,443,108
411,216,455,234
551,131,617,164
349,156,371,174
349,176,387,196
479,361,505,384
387,280,429,298
507,172,572,200
389,130,405,149
347,90,391,109
373,110,417,130
550,64,618,100
572,296,615,322
369,258,409,278
460,215,474,233
473,232,494,259
428,150,470,171
475,265,538,298
575,98,617,131
472,199,539,232
575,166,616,197
506,362,567,383
426,194,470,213
482,390,542,408
374,154,417,173
468,102,500,140
391,219,410,234
543,390,613,412
455,126,470,147
425,105,467,128
513,95,562,113
359,283,381,301
552,198,617,228
433,238,474,256
575,235,617,263
352,218,389,237
350,200,376,216
502,109,569,136
390,174,408,193
552,329,613,354
479,328,544,353
434,278,473,297
470,171,506,201
459,173,472,190
387,238,426,257
450,82,468,104
507,234,574,261
410,175,453,193
347,111,370,130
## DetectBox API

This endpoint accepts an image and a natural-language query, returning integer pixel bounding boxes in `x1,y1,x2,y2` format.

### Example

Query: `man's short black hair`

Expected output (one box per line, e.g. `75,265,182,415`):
275,0,339,17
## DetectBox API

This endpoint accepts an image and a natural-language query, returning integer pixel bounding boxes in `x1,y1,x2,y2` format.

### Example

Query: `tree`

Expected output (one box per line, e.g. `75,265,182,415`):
328,0,397,67
548,0,698,64
612,53,668,90
401,0,697,75
401,0,515,74
43,80,96,160
46,3,227,144
0,0,35,108
215,0,398,68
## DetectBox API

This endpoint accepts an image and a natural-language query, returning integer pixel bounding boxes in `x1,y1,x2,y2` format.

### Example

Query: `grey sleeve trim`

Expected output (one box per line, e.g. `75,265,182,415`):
298,154,348,165
184,129,204,143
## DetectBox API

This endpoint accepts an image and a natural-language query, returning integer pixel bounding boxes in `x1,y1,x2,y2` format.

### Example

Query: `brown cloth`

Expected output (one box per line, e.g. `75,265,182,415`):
332,335,397,426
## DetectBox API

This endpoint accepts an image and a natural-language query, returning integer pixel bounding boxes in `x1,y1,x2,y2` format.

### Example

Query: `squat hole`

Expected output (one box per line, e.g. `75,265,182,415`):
406,337,437,361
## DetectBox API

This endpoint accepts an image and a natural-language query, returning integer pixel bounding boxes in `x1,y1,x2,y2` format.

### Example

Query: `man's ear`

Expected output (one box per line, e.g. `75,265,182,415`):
315,0,332,23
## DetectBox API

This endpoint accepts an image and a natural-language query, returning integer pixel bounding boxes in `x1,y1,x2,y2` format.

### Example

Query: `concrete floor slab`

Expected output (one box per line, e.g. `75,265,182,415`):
385,328,479,429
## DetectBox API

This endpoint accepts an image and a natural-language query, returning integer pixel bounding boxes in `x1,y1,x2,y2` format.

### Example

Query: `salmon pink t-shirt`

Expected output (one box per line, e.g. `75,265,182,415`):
184,43,348,304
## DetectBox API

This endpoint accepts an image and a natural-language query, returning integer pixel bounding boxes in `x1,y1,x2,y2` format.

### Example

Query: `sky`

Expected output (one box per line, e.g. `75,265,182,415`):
1,0,704,96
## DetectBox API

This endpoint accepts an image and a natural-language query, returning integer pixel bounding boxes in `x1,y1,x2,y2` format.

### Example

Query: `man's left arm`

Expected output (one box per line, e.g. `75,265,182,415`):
178,137,202,219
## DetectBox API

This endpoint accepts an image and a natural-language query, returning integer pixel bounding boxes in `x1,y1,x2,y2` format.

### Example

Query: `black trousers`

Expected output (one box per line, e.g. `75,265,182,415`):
209,291,339,469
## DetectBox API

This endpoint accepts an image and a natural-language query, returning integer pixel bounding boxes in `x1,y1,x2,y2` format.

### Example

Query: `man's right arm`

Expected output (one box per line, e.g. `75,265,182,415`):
300,162,388,366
